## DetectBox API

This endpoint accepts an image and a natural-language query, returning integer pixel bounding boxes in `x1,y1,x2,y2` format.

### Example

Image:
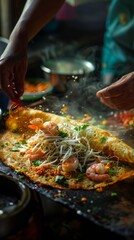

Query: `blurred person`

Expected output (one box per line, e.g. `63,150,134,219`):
97,0,134,110
101,0,134,86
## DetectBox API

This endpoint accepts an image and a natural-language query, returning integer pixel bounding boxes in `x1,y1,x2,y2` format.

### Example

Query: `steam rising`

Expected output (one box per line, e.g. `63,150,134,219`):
38,45,116,118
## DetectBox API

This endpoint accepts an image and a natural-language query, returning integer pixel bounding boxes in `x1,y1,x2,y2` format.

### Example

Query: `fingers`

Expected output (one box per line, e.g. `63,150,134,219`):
96,75,134,110
14,64,27,97
96,87,129,110
0,69,19,101
97,95,130,110
96,78,126,98
0,57,28,101
96,88,123,99
97,94,121,110
1,72,21,102
96,73,132,110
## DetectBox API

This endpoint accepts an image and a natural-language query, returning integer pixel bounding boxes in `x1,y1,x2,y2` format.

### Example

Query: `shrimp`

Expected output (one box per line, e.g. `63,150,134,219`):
86,163,110,182
62,156,79,173
25,149,44,160
29,118,59,136
42,121,59,136
27,135,40,147
30,118,44,126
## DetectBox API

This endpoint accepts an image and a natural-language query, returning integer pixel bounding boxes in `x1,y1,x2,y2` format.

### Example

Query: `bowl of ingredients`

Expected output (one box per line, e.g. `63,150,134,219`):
41,58,95,93
21,78,53,101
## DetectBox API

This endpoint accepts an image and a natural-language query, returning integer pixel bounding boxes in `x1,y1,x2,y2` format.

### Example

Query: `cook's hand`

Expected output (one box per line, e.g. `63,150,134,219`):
96,71,134,110
0,40,28,102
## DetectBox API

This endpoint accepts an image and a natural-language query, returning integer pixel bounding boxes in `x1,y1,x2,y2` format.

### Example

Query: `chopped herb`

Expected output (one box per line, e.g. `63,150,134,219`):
0,142,8,147
108,169,115,176
55,175,64,182
32,160,42,166
111,192,117,197
90,181,95,187
59,130,68,138
2,110,9,117
14,140,27,148
15,142,22,148
75,124,88,131
55,175,68,187
22,167,28,171
9,148,20,152
97,124,106,129
61,114,67,117
40,176,49,181
73,173,83,181
99,137,107,144
21,139,27,145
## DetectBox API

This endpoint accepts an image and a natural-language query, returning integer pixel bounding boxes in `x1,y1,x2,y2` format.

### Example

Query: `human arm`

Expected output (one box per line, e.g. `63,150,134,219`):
0,0,65,102
96,71,134,110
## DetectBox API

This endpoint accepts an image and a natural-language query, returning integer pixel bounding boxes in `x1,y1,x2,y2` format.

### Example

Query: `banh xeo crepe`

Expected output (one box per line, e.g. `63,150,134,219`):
0,106,134,190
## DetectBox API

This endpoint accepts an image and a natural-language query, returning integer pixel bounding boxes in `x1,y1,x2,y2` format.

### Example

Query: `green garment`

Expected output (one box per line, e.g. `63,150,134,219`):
101,0,134,76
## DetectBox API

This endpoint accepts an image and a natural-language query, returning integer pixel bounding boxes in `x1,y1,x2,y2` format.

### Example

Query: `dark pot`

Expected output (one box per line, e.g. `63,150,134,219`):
0,173,42,239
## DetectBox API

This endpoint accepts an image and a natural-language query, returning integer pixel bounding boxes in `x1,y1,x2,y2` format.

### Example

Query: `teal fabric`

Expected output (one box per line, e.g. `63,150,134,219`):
101,0,134,76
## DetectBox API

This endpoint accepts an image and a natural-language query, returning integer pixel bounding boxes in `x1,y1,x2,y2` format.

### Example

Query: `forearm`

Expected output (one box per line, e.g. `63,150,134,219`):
9,0,64,43
0,0,65,101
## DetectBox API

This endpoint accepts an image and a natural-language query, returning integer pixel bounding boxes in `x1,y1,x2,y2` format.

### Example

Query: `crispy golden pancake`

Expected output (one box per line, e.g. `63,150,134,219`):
0,106,134,190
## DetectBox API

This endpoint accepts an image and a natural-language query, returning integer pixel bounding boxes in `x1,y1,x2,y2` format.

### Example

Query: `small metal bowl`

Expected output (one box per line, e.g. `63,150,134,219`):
41,58,95,93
